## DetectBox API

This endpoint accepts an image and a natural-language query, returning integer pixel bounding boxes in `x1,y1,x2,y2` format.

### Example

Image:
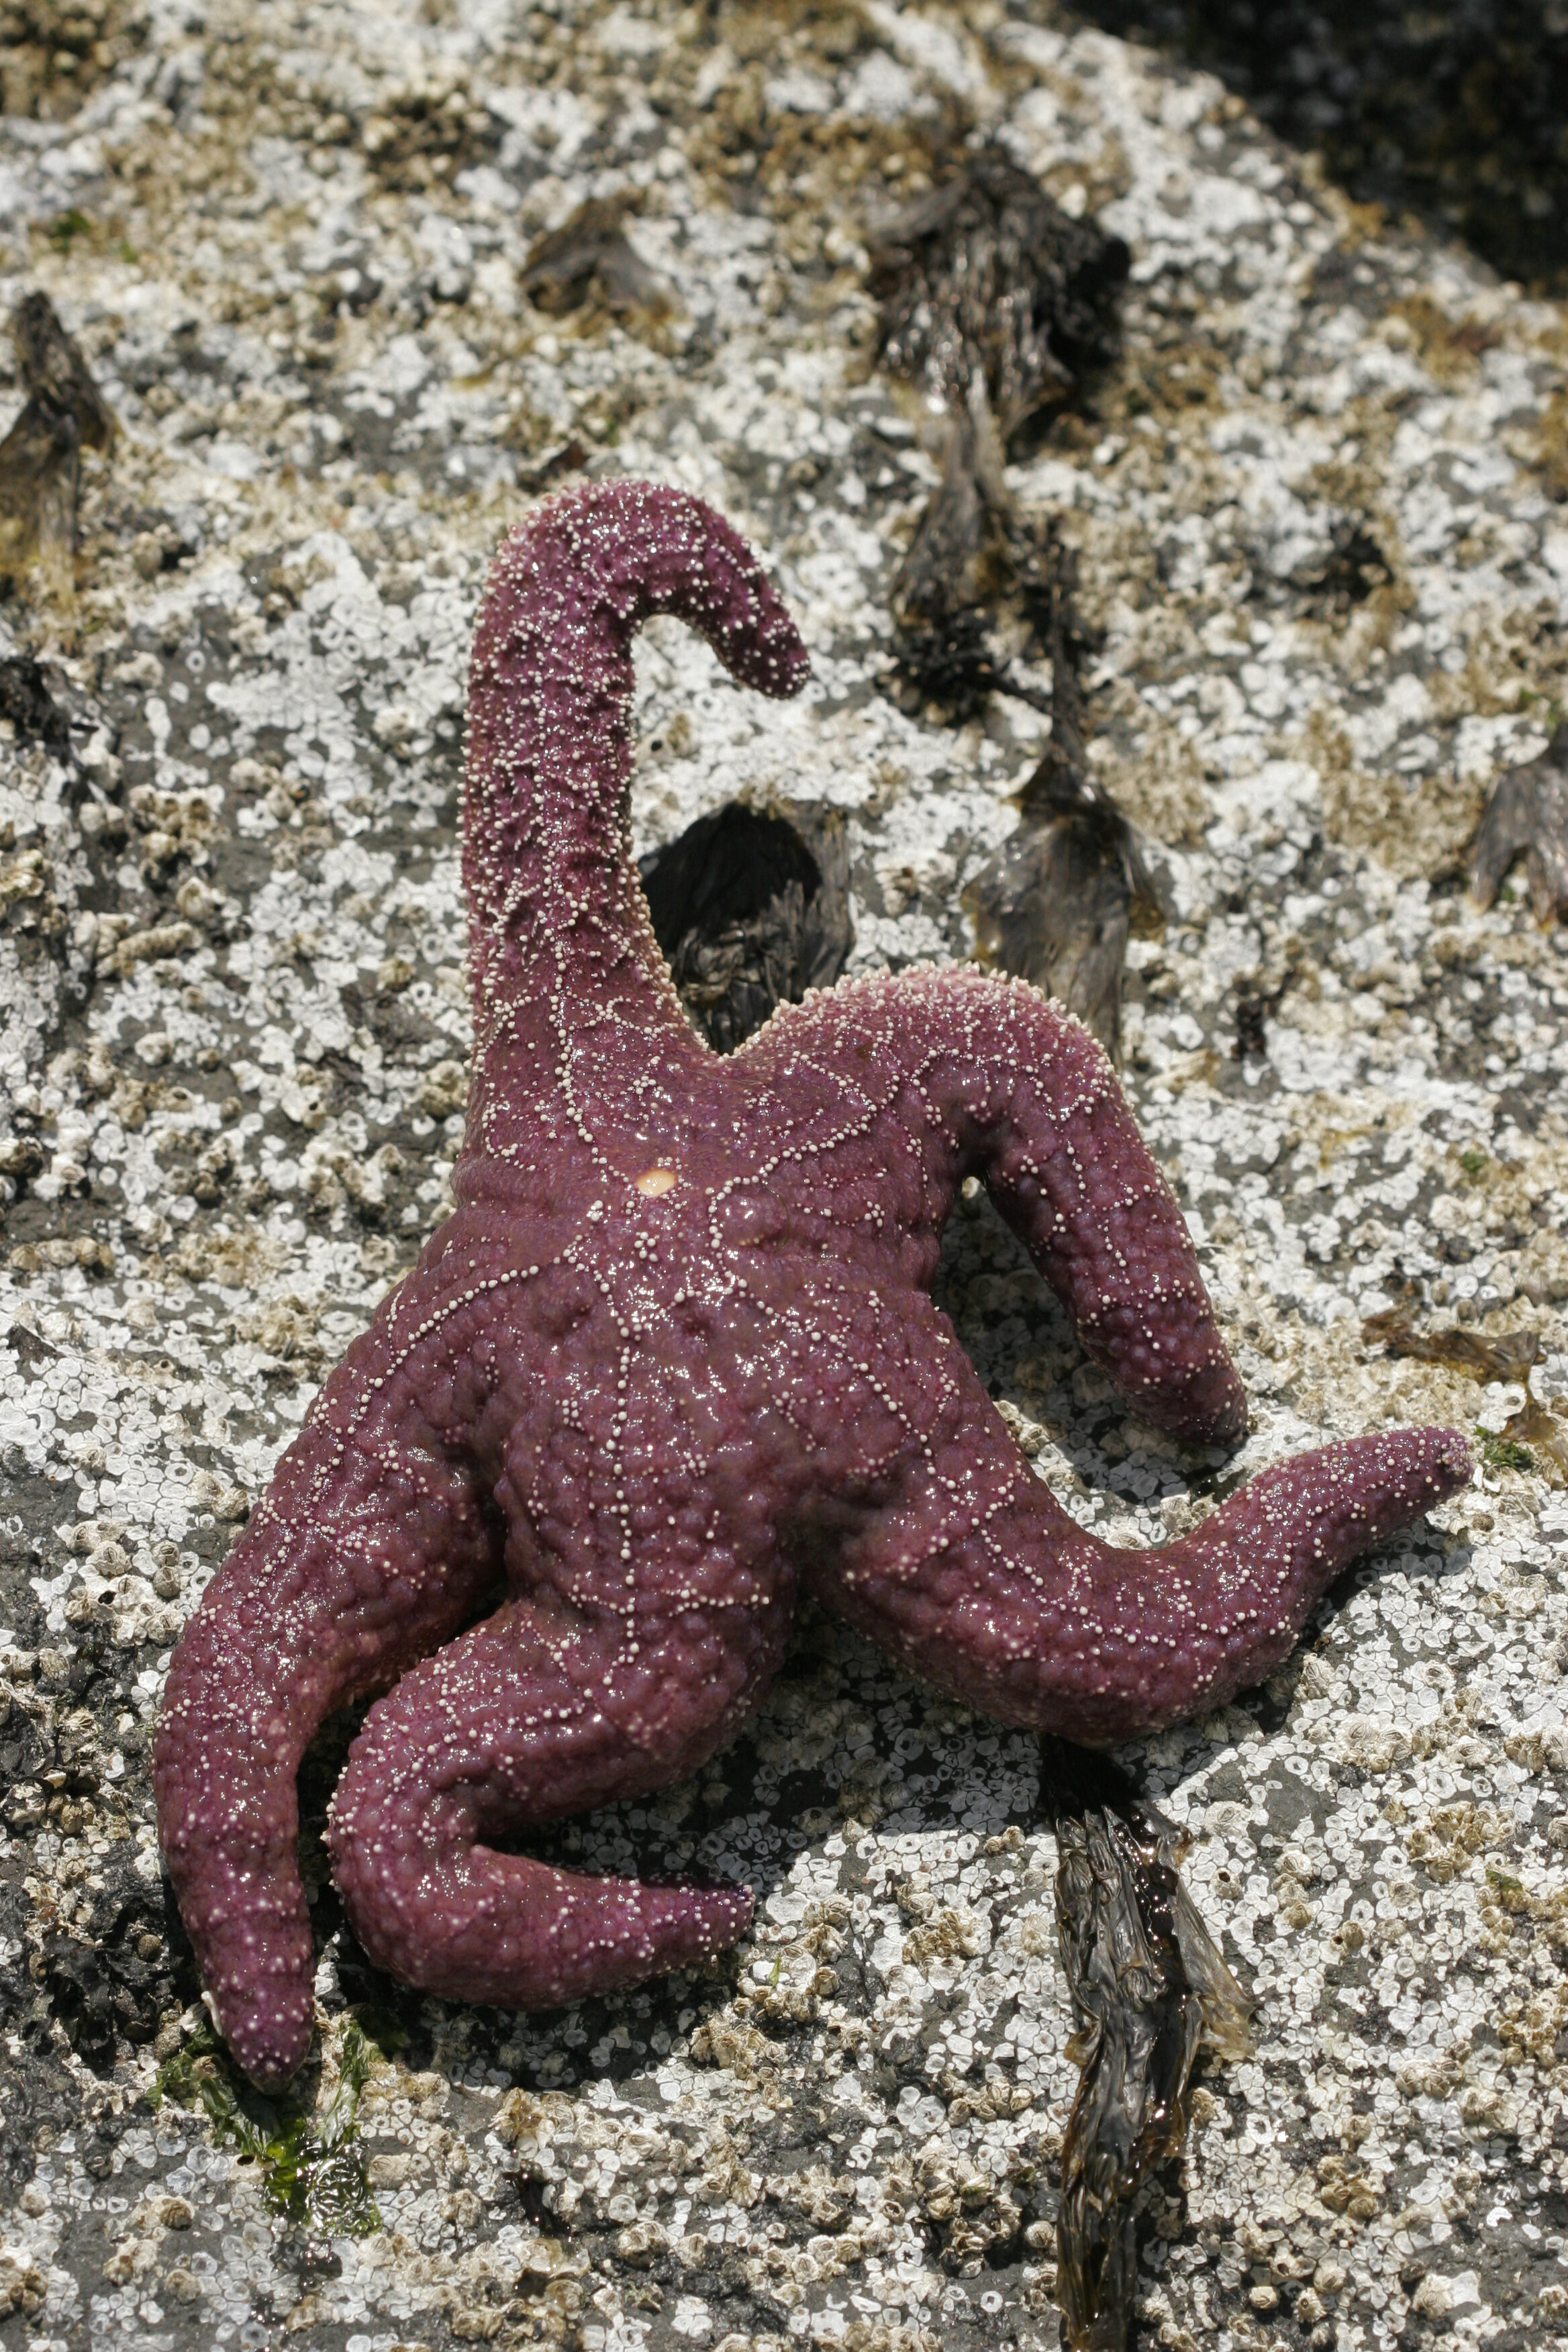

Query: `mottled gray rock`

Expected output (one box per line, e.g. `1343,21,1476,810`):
1,6,1567,2352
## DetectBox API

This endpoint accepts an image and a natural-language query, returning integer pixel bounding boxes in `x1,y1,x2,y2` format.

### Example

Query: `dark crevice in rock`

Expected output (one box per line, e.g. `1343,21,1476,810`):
640,801,852,1052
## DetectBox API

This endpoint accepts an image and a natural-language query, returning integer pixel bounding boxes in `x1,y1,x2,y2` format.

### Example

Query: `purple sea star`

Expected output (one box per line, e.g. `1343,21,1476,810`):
154,480,1472,2091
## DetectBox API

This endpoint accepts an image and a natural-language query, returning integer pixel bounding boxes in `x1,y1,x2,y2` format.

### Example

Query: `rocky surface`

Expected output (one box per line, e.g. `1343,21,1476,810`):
1074,1,1568,298
1,5,1567,2350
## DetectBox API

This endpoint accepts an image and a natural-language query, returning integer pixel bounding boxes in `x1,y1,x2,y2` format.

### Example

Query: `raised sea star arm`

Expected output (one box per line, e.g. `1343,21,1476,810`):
740,964,1248,1447
458,475,810,1127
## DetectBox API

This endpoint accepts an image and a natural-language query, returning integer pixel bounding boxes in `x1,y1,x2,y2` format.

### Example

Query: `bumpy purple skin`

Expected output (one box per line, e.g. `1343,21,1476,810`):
153,481,1472,2090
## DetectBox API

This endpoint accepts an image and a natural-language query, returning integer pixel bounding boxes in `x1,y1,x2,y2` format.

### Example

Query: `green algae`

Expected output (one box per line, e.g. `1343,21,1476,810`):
151,2016,381,2237
1480,1432,1536,1477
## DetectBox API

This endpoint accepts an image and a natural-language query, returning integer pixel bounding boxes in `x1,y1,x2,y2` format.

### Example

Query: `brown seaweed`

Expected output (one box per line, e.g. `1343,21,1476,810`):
521,197,673,326
1361,1302,1541,1384
638,801,851,1054
1499,1400,1568,1486
1471,728,1568,924
869,150,1126,714
965,534,1165,1058
1041,1741,1251,2352
0,654,72,755
885,406,1057,719
887,404,1003,637
869,148,1128,440
968,789,1161,1060
0,291,114,595
866,156,1154,1052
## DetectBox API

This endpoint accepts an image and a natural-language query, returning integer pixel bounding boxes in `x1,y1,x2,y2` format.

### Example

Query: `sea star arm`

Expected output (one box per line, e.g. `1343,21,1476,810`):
460,475,809,1134
326,1591,761,2012
326,1334,793,2016
742,963,1247,1447
794,1285,1469,1743
152,1296,504,2090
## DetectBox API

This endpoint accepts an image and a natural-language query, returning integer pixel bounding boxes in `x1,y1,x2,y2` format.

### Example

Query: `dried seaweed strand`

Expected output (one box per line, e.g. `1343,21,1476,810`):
1361,1302,1540,1384
0,290,114,595
1471,725,1568,925
1496,1399,1568,1485
1042,1739,1251,2352
521,195,673,326
1363,1305,1567,1484
964,532,1166,1059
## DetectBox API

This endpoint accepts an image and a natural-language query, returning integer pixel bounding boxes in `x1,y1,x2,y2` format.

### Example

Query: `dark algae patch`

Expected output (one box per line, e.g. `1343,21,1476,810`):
151,2016,381,2237
0,653,73,756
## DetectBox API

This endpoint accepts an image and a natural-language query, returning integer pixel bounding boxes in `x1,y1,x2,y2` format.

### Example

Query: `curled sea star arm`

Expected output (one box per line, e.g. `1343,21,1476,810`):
327,1332,793,2012
326,1592,763,2011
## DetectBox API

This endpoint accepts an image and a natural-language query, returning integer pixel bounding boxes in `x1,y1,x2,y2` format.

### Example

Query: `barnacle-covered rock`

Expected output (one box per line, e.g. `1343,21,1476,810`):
2,10,1567,2352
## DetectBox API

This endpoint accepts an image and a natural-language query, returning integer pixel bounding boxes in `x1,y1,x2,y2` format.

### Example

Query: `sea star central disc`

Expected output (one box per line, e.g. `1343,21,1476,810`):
154,480,1470,2090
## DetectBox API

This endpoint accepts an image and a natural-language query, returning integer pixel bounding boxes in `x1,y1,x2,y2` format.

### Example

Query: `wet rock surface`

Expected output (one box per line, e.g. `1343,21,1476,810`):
1,5,1567,2350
